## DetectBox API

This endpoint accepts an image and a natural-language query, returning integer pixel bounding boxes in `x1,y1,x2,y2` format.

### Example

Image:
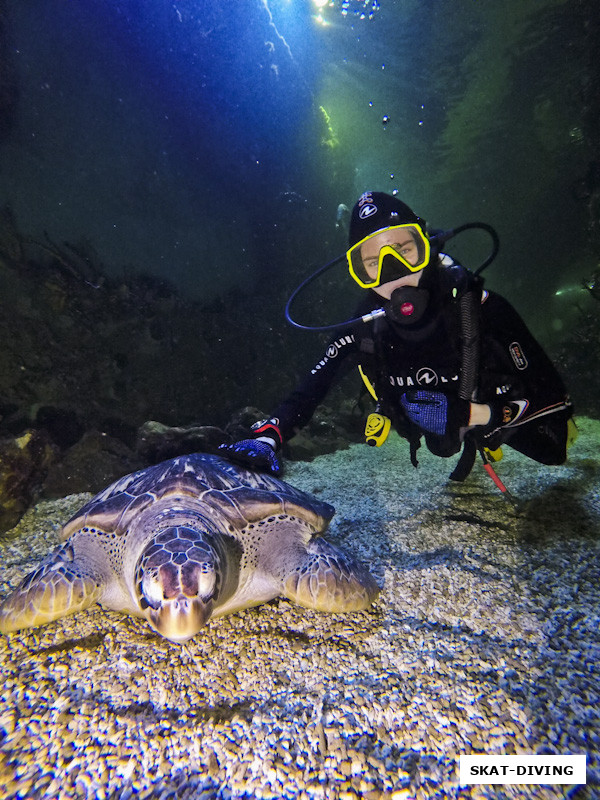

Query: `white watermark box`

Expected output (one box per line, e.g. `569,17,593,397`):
459,755,586,785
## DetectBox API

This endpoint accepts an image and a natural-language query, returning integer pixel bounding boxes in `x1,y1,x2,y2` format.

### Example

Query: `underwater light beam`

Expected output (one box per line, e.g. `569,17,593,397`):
260,0,295,64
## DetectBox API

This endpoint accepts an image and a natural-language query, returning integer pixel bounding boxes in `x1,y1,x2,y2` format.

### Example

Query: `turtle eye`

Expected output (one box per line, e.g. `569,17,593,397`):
197,564,216,600
141,568,163,609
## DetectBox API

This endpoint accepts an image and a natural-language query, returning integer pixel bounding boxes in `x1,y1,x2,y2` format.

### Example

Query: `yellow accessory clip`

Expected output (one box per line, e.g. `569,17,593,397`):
358,365,391,446
483,446,503,463
365,412,391,447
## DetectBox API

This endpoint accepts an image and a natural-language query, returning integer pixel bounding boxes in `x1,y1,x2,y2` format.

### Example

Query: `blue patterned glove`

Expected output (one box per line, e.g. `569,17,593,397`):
218,439,282,474
400,390,470,437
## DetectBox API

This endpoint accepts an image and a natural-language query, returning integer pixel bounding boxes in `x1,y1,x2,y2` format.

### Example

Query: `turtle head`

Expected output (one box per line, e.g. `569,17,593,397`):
134,526,224,643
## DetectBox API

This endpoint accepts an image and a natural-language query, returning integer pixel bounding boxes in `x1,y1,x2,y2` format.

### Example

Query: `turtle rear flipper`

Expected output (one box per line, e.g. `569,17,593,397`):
0,543,103,634
282,539,380,613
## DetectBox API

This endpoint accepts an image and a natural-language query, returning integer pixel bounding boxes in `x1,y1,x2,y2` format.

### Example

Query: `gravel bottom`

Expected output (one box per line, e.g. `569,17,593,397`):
1,418,599,800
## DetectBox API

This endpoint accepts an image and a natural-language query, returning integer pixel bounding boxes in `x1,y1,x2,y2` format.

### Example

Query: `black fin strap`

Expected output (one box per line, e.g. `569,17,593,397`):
449,436,477,482
409,436,421,468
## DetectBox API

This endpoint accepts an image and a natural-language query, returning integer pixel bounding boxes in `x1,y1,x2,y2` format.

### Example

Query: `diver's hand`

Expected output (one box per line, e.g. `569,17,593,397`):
400,390,470,438
218,439,282,474
480,399,529,431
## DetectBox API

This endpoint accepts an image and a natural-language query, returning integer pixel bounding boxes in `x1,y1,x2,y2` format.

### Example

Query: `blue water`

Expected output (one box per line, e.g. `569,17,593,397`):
0,0,596,340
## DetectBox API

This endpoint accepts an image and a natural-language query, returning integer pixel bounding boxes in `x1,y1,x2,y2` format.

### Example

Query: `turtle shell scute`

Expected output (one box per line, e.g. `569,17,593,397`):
59,453,334,543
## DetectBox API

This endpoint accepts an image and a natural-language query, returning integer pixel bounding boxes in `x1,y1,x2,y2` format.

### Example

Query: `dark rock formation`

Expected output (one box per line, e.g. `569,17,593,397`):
136,421,228,463
0,430,56,532
40,431,144,501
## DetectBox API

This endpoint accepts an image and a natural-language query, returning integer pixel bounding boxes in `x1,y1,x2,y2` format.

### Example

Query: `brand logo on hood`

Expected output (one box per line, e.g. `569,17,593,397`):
359,203,378,219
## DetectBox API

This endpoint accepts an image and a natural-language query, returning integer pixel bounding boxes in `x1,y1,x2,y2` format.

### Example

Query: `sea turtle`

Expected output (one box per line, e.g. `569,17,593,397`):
0,453,379,643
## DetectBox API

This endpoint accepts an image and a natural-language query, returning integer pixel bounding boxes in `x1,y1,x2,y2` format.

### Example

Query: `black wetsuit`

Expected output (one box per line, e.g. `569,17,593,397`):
271,259,572,467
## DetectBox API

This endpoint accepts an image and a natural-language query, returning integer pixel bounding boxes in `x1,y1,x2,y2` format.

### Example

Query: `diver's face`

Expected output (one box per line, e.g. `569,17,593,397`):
360,229,423,300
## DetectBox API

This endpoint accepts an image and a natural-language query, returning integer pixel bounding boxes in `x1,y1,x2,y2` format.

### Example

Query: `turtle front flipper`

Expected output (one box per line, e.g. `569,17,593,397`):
282,539,380,613
0,543,103,634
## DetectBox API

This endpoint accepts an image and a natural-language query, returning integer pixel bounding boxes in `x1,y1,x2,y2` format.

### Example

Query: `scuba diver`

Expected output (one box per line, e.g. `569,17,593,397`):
219,191,574,484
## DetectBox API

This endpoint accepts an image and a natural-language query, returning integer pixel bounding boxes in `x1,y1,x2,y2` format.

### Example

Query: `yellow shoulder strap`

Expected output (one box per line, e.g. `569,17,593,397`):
358,364,378,401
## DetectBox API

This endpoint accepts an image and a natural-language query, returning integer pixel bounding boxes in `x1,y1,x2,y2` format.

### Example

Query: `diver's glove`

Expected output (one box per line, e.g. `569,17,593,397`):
218,419,283,475
218,439,282,474
400,390,470,439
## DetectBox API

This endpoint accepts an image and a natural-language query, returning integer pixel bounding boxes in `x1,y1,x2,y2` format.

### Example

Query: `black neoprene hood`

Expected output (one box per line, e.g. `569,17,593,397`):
348,191,426,247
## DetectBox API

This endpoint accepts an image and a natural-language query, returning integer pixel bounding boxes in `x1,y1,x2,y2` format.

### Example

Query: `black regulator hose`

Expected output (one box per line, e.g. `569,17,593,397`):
457,289,481,401
429,223,497,401
284,252,378,332
285,221,500,332
429,222,499,276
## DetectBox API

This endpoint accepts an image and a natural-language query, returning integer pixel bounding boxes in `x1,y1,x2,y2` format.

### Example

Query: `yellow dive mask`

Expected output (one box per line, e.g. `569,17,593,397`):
347,223,431,289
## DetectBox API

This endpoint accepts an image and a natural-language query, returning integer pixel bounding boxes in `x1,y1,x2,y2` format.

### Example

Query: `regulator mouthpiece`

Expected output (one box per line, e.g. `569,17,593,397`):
386,287,430,325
